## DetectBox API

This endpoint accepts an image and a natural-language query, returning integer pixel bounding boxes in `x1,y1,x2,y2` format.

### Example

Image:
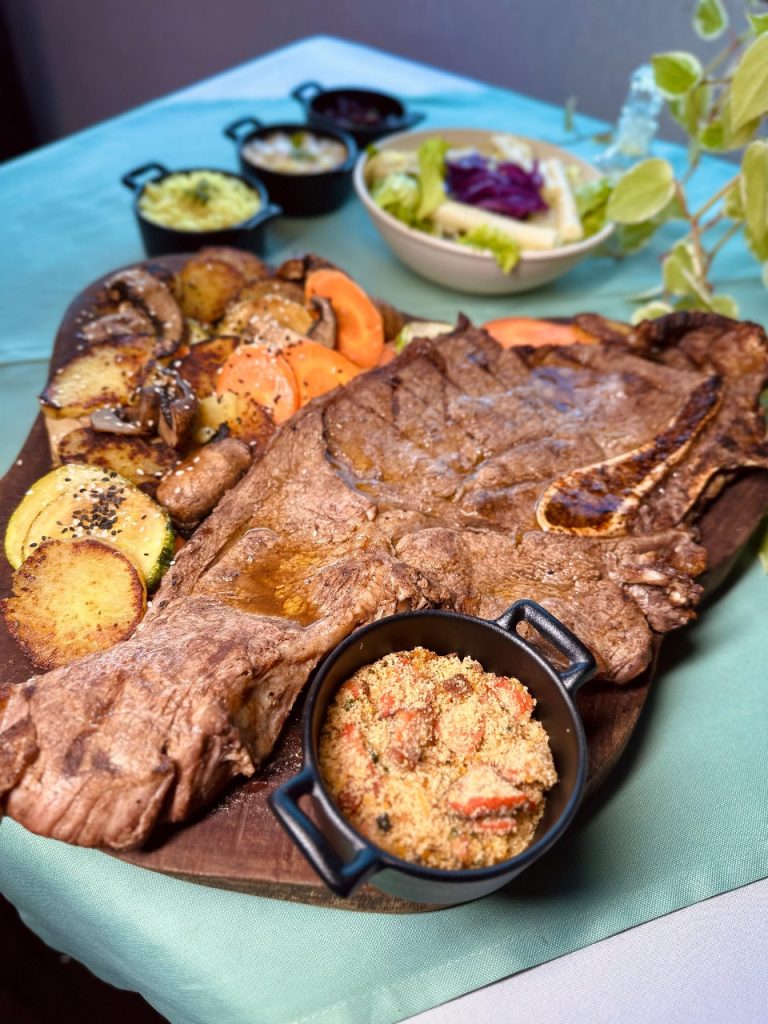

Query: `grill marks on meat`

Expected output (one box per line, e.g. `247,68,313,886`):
1,313,767,849
537,375,723,536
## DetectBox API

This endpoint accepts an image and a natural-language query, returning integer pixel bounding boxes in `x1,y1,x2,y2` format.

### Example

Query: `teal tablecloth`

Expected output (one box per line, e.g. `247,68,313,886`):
1,69,767,1024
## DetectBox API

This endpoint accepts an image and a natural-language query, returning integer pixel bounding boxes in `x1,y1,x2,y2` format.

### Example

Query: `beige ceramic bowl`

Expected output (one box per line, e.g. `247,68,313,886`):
353,127,613,295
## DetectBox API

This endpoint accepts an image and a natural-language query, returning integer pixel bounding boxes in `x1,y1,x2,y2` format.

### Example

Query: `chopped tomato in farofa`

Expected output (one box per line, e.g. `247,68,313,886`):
318,648,557,871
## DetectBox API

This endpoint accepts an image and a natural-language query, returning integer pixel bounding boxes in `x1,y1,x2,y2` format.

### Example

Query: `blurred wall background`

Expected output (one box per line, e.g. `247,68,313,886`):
1,0,747,154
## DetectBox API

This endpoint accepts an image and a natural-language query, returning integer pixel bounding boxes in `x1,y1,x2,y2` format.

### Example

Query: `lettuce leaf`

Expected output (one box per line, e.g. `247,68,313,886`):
457,224,521,272
416,137,449,219
371,173,420,226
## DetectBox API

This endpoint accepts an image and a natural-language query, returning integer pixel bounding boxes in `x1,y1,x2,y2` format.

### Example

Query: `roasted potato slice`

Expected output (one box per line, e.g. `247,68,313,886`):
185,318,213,345
57,428,178,491
236,278,305,305
218,300,263,338
250,294,315,334
2,538,146,670
176,255,245,323
199,247,270,282
176,335,240,398
40,335,156,419
219,297,314,340
195,390,275,449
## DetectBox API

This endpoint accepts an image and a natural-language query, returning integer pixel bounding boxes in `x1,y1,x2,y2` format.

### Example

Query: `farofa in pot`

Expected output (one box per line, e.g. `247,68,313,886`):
319,648,557,871
139,171,262,231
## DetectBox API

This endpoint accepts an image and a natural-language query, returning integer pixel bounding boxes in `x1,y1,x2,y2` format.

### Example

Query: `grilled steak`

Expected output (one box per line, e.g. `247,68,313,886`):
2,313,767,849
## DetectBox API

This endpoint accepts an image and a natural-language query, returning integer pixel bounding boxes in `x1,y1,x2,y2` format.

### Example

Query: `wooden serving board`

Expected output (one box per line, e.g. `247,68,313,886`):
2,260,767,913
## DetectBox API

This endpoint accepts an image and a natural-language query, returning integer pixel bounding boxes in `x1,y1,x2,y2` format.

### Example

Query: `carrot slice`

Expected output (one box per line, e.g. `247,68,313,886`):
377,342,397,366
482,317,596,349
216,346,299,424
305,269,384,368
283,340,362,405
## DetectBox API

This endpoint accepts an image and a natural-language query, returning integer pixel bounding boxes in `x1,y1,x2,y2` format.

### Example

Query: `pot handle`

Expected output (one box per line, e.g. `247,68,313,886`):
291,80,323,106
398,110,425,129
223,116,264,142
241,202,283,228
494,600,596,694
269,767,380,897
121,162,168,192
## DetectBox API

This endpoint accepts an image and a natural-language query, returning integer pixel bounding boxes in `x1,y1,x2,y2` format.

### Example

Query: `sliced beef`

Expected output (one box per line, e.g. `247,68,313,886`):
1,312,767,849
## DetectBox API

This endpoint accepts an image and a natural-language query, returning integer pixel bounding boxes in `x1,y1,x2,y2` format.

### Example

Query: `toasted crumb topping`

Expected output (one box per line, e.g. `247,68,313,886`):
318,647,557,871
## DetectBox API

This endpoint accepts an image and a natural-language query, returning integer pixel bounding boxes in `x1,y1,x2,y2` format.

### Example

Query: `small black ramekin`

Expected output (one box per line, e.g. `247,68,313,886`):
121,163,282,257
291,81,425,146
223,118,357,217
269,599,596,906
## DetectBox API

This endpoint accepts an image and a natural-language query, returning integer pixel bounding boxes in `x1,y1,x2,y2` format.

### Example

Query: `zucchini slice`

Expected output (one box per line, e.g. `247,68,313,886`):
2,538,146,670
40,335,156,418
5,463,102,569
18,463,174,587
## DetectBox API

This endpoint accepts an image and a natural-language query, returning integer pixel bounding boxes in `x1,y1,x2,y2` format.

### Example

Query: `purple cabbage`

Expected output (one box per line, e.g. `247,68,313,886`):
445,153,548,219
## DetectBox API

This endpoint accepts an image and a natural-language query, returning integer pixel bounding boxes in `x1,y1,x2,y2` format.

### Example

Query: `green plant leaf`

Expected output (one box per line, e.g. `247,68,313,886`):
615,219,662,254
674,295,705,311
740,140,768,261
748,13,768,37
651,52,702,97
693,0,728,40
699,101,760,153
606,158,676,224
628,283,664,302
573,177,612,237
709,294,739,318
663,239,706,298
698,118,726,151
670,83,710,135
631,301,674,324
724,181,744,220
758,521,768,574
730,34,768,132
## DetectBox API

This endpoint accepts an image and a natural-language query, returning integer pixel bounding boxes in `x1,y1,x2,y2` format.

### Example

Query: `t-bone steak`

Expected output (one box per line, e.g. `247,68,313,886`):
1,312,767,849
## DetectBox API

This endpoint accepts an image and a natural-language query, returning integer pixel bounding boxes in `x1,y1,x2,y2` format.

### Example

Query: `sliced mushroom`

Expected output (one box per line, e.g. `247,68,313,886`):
154,370,198,449
307,296,337,348
135,385,162,433
374,298,408,342
103,267,185,357
90,407,146,435
274,253,335,283
80,304,154,344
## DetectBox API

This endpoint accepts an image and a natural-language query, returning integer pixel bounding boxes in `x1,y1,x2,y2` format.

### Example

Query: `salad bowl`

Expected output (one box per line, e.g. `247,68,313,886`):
353,127,613,295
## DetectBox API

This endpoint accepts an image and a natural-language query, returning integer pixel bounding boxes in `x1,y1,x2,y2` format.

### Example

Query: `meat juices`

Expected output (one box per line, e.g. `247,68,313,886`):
319,648,557,870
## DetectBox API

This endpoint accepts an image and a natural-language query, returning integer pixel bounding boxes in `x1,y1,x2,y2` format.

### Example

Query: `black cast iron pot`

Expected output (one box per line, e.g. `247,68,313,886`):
121,163,281,257
292,81,425,145
270,599,596,906
223,117,357,217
